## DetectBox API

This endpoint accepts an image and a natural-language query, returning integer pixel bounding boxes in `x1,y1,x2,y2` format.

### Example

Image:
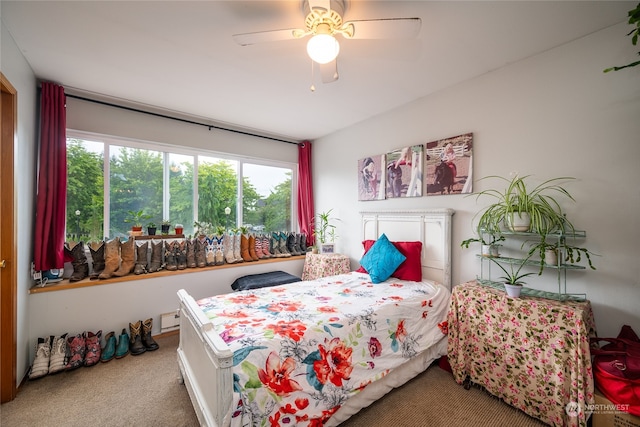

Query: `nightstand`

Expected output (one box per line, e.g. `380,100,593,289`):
447,280,596,426
301,252,350,281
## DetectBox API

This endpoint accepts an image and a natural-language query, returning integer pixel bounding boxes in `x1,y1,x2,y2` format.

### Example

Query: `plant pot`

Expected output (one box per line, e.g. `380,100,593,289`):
544,248,558,266
482,244,500,257
504,283,522,298
175,225,184,235
311,247,319,254
506,212,531,232
161,224,170,234
147,227,157,236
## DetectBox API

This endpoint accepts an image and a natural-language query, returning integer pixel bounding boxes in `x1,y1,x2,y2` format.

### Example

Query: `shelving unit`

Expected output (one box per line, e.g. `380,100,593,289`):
477,229,588,301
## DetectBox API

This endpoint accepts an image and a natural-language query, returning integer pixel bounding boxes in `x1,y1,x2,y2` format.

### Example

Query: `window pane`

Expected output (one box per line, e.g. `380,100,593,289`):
167,153,195,236
242,164,292,232
109,146,163,238
66,138,104,240
198,156,238,231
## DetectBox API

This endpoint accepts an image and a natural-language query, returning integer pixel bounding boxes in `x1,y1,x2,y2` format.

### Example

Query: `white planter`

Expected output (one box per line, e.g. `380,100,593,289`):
544,249,558,266
506,212,531,232
481,244,500,257
504,283,522,298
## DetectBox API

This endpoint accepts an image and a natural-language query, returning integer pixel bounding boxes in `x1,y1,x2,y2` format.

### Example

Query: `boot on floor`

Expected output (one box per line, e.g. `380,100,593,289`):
99,238,120,279
113,238,135,277
134,241,149,275
65,241,89,282
129,321,146,356
115,328,130,359
89,241,105,280
142,318,159,351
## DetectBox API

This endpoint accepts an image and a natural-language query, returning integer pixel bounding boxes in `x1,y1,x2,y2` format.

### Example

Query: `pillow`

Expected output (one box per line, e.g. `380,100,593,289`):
358,234,406,283
357,239,423,282
231,271,300,291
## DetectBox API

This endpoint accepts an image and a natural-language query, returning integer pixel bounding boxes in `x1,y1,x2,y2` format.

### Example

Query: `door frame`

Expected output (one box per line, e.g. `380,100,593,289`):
1,72,18,403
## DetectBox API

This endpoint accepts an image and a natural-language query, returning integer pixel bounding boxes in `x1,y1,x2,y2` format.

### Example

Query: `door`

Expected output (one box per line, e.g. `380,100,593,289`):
1,72,18,402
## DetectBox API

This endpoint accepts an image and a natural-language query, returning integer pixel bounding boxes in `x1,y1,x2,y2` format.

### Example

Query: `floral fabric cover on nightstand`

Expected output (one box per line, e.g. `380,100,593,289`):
447,280,596,427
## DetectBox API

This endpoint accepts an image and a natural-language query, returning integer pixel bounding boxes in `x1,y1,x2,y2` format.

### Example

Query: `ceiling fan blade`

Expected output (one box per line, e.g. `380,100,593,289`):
320,60,339,84
343,18,422,40
232,28,301,46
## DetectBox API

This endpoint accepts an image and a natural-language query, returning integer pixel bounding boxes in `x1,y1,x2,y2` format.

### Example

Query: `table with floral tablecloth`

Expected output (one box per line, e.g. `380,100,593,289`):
447,280,596,427
301,252,351,281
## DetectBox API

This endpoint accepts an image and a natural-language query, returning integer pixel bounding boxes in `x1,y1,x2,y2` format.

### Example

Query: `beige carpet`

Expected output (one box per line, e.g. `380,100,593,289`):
1,333,546,427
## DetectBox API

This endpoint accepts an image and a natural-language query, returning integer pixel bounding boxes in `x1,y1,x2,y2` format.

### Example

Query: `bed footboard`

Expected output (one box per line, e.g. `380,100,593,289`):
177,289,234,427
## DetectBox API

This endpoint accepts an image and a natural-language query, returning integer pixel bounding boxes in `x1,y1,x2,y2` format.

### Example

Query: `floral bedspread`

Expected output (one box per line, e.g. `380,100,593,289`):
197,272,450,427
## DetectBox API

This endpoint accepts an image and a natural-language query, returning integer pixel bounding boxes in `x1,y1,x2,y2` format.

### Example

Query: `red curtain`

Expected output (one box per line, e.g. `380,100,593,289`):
33,83,67,271
297,141,315,247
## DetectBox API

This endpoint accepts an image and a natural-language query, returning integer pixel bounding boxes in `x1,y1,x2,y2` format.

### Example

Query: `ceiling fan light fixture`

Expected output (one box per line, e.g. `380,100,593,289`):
307,33,340,64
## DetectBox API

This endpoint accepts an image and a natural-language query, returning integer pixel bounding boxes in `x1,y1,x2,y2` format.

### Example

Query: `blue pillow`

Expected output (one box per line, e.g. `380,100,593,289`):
359,234,406,283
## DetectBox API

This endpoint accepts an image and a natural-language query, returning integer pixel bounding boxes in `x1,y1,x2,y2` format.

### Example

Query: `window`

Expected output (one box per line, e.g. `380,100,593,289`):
65,133,296,240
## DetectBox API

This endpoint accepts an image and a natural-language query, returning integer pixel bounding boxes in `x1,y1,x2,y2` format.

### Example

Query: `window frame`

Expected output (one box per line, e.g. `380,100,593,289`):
67,129,298,238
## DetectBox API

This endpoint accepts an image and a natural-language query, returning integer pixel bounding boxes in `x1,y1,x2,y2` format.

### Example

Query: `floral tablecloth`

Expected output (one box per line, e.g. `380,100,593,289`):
447,280,596,427
301,252,351,281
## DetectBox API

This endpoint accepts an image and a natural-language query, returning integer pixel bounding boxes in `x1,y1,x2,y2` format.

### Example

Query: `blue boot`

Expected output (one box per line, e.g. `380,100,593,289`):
100,331,116,363
115,328,130,359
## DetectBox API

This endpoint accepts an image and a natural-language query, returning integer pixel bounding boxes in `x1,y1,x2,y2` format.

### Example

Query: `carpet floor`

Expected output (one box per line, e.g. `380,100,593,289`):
1,333,546,426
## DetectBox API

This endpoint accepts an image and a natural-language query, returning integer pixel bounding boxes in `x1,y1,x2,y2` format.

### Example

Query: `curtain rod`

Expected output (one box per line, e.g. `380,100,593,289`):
65,93,301,146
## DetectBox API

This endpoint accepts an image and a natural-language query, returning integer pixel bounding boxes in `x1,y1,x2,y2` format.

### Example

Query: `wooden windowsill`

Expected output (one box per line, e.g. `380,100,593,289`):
29,255,306,294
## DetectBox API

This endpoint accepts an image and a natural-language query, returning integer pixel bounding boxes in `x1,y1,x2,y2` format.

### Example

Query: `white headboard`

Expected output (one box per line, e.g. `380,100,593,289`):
360,209,454,290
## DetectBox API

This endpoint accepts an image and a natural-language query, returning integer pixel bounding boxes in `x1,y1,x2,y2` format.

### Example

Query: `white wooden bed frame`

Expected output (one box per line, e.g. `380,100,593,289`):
177,209,454,427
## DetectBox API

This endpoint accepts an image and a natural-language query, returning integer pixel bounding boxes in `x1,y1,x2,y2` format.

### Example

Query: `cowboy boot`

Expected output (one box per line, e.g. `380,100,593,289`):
176,240,187,270
186,239,196,268
99,238,120,279
223,232,236,264
248,234,259,261
128,321,146,356
240,234,253,262
255,235,265,259
271,232,283,257
113,238,135,277
148,240,164,273
261,235,272,258
89,241,105,280
133,241,148,275
195,237,207,268
233,232,244,263
205,236,216,266
164,241,178,271
299,233,308,253
279,232,292,257
65,241,89,282
141,318,159,351
286,233,300,256
215,235,225,265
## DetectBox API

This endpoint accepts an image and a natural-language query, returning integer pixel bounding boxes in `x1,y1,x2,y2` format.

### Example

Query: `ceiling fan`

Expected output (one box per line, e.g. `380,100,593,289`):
232,0,421,85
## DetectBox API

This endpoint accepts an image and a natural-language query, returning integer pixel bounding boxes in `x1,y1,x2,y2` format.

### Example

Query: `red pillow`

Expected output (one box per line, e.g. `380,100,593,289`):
357,240,422,282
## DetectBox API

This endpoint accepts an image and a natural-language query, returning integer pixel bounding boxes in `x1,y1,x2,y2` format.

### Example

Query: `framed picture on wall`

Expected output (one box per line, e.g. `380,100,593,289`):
425,133,473,195
358,154,385,201
385,145,423,198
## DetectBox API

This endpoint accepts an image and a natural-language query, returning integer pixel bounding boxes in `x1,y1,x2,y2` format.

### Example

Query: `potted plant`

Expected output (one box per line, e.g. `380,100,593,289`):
174,223,184,236
526,238,597,274
313,209,338,254
147,222,157,236
125,210,151,233
461,232,505,257
487,254,536,298
161,219,171,235
473,174,576,234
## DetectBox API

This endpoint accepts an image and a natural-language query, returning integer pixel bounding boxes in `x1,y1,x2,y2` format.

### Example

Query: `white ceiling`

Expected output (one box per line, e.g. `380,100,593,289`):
2,1,634,142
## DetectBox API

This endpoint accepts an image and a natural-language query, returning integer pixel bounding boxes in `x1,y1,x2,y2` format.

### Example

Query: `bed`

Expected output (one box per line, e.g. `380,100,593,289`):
177,209,454,427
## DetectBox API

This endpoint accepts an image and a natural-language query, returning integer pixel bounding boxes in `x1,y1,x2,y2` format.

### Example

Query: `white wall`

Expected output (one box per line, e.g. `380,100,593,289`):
1,19,38,380
313,22,640,338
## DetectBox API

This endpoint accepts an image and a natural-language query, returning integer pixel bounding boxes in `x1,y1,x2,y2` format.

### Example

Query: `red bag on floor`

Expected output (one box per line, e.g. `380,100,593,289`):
590,325,640,417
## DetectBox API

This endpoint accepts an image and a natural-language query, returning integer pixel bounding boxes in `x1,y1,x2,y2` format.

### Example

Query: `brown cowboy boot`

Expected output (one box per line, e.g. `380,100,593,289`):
195,238,207,268
141,318,159,351
89,241,105,280
240,234,253,262
248,234,259,261
113,238,135,277
99,238,120,280
128,320,146,356
176,240,187,270
65,241,89,282
148,240,164,273
186,239,196,268
164,241,178,271
133,241,148,275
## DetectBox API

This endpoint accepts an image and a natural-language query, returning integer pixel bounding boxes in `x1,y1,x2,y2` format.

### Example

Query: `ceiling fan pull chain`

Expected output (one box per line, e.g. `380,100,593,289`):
310,59,316,92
